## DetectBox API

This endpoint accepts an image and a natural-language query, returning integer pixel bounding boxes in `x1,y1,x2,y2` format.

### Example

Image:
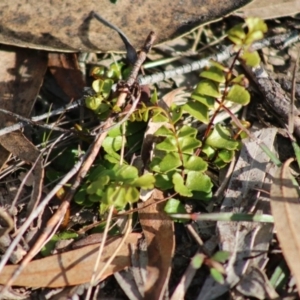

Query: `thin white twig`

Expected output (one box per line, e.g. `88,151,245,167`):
0,152,86,275
138,30,300,85
0,99,83,137
85,205,115,300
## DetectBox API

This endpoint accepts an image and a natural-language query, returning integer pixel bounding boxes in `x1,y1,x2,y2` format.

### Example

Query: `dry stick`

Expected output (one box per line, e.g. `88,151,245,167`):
86,210,133,300
0,152,85,277
0,120,112,294
0,108,71,134
0,30,155,293
138,30,300,85
85,205,115,300
0,99,83,137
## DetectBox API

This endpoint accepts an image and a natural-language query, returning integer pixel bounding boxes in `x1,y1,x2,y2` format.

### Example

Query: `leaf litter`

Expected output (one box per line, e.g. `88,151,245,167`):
0,4,300,300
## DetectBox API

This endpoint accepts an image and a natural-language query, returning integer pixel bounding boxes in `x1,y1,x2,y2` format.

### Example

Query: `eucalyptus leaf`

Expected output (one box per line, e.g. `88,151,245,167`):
0,0,252,53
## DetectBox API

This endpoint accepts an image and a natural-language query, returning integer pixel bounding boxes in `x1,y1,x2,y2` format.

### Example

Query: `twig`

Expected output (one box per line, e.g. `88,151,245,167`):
0,99,83,137
0,151,85,278
138,30,300,85
127,31,156,86
0,108,72,134
85,205,114,300
0,121,113,294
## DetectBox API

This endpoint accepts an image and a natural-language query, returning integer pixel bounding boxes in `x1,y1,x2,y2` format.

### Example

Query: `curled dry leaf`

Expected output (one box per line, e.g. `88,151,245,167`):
48,53,86,100
0,233,141,287
138,189,175,300
270,159,300,296
236,0,300,19
198,127,277,299
0,0,252,52
0,46,47,214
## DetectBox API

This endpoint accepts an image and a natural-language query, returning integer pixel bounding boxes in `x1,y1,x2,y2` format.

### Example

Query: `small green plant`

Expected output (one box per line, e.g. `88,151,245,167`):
191,250,230,284
76,17,267,216
149,122,213,198
75,162,155,213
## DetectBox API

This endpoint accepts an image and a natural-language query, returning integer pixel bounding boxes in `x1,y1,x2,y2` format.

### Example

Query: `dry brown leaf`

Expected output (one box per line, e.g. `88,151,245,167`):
270,159,300,296
0,0,252,52
48,53,86,100
236,0,300,19
0,233,141,288
0,46,47,212
161,87,186,108
138,189,175,300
